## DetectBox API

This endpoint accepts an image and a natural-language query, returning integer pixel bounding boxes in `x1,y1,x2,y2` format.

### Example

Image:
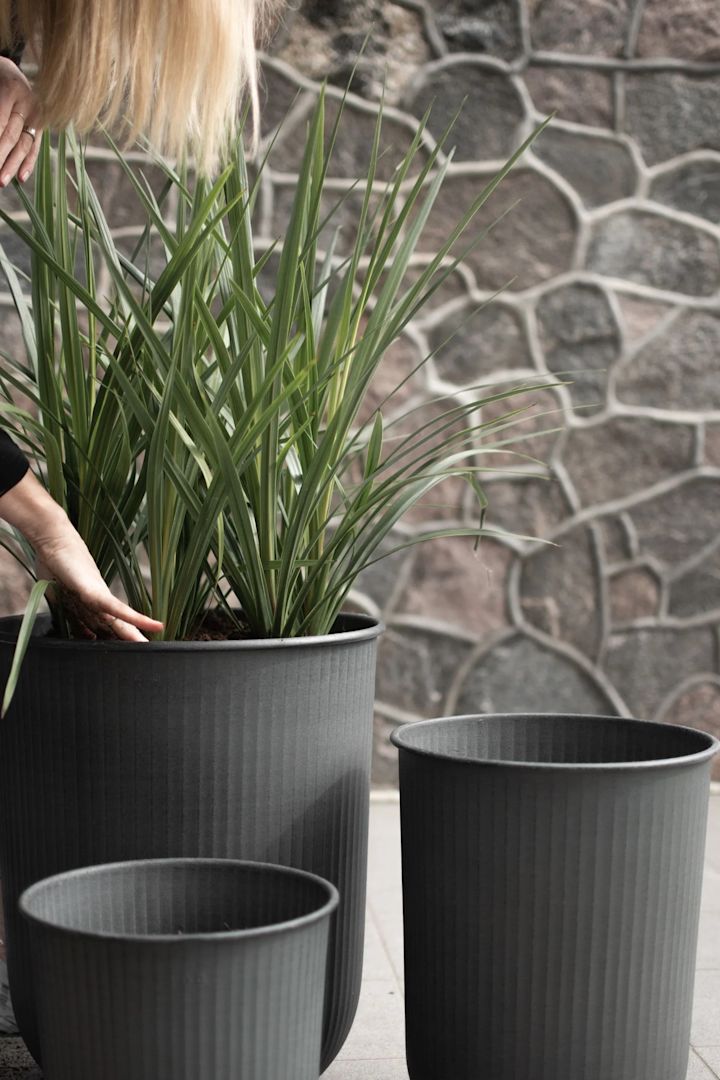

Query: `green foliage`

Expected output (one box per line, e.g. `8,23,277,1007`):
0,92,556,650
0,578,50,717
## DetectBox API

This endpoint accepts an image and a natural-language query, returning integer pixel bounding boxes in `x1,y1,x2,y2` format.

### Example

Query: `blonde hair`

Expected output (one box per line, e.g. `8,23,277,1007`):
1,0,276,175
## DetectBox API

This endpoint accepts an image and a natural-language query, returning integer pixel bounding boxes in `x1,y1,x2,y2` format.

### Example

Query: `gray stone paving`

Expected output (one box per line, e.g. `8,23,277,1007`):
323,795,720,1079
1,796,718,1078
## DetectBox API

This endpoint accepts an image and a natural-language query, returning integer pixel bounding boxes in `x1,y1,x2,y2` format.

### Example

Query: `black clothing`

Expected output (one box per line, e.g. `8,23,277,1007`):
2,1,25,67
0,34,24,67
0,8,29,496
0,430,28,496
2,37,24,67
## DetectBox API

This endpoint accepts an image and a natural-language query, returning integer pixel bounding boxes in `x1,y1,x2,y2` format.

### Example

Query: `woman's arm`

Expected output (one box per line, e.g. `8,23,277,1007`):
0,16,160,642
0,468,164,641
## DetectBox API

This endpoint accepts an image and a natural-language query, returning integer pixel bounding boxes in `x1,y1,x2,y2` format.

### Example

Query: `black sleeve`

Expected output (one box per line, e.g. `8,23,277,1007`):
0,7,29,498
0,2,25,67
0,39,25,66
0,430,29,496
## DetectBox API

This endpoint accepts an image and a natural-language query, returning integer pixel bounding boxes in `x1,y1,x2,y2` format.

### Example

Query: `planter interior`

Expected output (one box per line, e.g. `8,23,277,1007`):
20,859,338,938
392,711,718,766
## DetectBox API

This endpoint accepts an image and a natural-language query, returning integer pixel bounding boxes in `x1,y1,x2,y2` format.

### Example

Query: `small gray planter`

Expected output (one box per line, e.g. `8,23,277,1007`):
0,612,380,1069
20,858,338,1080
392,713,719,1080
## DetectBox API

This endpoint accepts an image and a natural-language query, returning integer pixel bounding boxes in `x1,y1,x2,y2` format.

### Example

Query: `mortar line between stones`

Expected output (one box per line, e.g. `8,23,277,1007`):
625,0,648,60
656,675,720,726
545,468,720,542
528,52,720,75
517,0,532,59
391,0,447,59
613,612,720,633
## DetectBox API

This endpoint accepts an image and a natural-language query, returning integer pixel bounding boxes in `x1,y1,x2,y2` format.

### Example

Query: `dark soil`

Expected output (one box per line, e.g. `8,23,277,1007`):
46,587,254,643
182,610,254,642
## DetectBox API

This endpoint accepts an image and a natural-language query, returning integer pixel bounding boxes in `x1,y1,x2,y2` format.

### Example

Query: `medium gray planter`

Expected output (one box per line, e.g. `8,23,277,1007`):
0,612,381,1069
392,713,719,1080
20,858,338,1080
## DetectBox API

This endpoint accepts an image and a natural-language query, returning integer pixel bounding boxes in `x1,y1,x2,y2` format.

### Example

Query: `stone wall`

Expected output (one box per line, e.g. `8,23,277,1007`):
266,0,720,783
1,1,720,785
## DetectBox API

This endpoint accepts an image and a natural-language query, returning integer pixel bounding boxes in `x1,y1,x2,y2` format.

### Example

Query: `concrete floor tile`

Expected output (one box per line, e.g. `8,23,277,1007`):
696,1047,720,1078
337,980,406,1062
693,970,720,1046
1,797,718,1080
688,1048,719,1079
0,1037,41,1077
367,800,405,988
702,868,720,912
367,800,402,899
323,1059,409,1079
368,894,404,988
363,912,399,983
323,1052,714,1080
697,908,720,969
706,798,720,876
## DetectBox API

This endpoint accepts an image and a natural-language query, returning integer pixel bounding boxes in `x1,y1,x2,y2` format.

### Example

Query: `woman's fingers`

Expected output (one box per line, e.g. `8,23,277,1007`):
41,559,164,640
18,126,40,181
0,108,28,184
89,593,164,636
3,472,164,644
2,126,36,186
101,614,150,643
0,58,41,184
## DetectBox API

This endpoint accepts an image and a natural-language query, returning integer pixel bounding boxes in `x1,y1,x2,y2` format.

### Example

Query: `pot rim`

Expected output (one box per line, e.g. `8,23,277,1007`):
390,712,720,772
19,858,339,945
0,611,383,653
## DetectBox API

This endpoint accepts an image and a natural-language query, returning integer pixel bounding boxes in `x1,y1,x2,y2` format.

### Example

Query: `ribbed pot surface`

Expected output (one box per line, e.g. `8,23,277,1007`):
21,859,337,1080
0,613,380,1070
392,713,718,1080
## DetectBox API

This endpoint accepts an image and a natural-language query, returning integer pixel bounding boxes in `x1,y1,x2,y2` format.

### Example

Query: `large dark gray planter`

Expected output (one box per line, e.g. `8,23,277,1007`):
20,858,338,1080
391,713,719,1080
0,612,381,1069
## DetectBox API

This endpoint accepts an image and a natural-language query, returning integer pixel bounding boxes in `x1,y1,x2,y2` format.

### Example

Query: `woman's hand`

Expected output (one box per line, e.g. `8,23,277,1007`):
0,471,164,642
0,56,40,186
